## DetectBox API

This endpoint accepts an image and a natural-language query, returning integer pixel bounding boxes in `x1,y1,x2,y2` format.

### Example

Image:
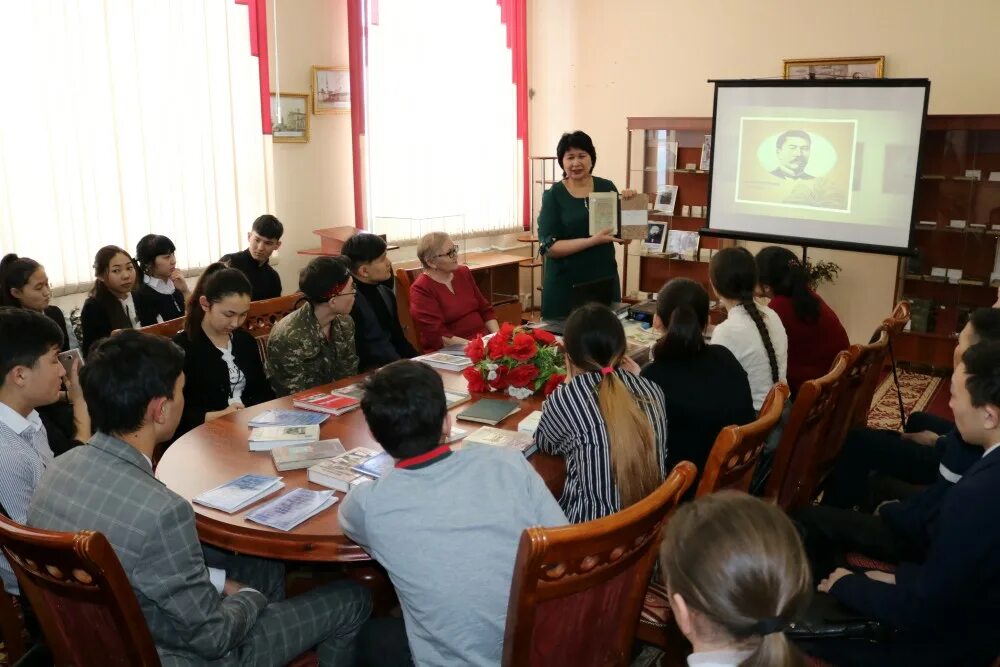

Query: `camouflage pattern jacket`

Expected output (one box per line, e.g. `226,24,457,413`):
265,302,359,396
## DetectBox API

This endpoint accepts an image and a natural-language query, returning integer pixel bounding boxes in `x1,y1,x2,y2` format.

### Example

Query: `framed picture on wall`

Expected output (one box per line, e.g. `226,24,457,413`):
270,93,310,142
311,66,350,114
783,56,885,80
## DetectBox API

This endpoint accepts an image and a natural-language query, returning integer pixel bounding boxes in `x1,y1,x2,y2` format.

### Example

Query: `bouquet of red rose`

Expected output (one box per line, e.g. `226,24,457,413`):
463,323,566,399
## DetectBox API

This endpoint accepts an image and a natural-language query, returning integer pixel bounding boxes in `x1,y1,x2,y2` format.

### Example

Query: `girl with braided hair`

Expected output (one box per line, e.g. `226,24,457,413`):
709,247,788,411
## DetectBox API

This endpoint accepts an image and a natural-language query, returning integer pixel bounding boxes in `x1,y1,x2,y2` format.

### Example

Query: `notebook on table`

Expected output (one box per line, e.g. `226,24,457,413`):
455,399,521,426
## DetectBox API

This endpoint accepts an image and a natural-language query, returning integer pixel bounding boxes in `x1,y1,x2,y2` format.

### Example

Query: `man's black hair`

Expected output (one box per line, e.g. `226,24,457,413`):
969,308,1000,343
81,330,185,436
0,307,64,386
341,233,389,274
251,214,284,241
360,360,447,458
776,129,811,150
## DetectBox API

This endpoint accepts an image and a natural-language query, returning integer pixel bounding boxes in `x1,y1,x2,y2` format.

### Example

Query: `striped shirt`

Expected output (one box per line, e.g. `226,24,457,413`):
534,369,669,523
0,402,54,594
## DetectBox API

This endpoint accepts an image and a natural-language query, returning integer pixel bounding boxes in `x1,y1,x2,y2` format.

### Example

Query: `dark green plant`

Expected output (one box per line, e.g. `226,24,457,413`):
806,260,841,289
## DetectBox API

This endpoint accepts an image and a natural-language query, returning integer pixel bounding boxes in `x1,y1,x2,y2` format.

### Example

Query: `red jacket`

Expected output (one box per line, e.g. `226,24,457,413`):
409,265,496,351
768,292,849,394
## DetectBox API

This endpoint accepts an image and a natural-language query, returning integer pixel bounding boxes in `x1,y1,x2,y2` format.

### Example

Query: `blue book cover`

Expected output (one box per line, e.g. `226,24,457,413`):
248,409,330,428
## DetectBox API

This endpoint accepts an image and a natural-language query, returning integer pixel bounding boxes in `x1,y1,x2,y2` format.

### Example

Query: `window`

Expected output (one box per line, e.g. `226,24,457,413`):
364,0,524,243
0,1,268,294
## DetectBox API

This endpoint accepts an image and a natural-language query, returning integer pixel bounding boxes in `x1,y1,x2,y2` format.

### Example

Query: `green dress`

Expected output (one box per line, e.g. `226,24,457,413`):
538,176,621,319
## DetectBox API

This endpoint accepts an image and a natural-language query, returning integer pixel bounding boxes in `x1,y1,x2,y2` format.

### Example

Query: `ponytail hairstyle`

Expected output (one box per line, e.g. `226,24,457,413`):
298,256,352,306
563,303,660,509
0,254,42,307
184,262,252,339
135,234,177,277
660,491,812,667
89,245,136,331
755,246,819,323
710,247,779,384
653,278,709,361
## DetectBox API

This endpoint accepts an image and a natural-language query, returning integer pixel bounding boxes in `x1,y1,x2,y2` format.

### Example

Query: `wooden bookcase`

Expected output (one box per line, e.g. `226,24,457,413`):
893,115,1000,369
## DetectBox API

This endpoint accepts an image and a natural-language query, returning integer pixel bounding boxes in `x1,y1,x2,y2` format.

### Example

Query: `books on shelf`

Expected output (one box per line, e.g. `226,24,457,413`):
414,353,473,372
588,192,618,236
654,185,678,216
351,452,395,479
517,410,543,435
307,447,380,492
245,488,338,531
665,230,699,260
456,399,521,426
292,391,361,416
464,426,537,456
248,409,330,428
248,425,320,452
643,222,667,254
271,439,346,471
193,474,284,513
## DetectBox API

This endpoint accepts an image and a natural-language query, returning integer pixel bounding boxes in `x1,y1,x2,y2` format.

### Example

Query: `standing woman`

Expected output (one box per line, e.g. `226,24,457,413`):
533,303,668,523
538,131,636,319
755,246,849,395
709,247,788,412
171,263,274,439
266,256,359,396
80,245,145,356
135,234,191,325
0,253,78,350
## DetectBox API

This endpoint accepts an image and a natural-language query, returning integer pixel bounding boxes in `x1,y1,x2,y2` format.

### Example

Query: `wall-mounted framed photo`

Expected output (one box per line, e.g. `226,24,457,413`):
270,93,310,143
783,56,885,80
311,66,350,114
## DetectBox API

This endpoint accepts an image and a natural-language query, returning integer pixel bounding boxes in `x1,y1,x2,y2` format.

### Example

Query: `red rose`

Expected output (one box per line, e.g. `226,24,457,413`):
507,364,539,389
507,332,538,361
543,373,566,396
531,328,556,345
465,336,485,363
497,322,516,339
486,332,508,360
489,365,511,390
463,366,489,393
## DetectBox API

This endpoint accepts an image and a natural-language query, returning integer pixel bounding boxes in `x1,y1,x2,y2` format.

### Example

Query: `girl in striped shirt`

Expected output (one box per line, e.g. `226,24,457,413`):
534,304,669,523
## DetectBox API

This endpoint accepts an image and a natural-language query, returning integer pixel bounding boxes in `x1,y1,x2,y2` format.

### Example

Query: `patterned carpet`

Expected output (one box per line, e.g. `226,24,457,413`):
866,369,944,431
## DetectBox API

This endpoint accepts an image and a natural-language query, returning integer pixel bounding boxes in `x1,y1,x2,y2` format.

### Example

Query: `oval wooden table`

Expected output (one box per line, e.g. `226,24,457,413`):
156,368,566,563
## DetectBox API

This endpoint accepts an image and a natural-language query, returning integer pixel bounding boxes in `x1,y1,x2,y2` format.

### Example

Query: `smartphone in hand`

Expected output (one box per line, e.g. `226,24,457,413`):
57,348,83,376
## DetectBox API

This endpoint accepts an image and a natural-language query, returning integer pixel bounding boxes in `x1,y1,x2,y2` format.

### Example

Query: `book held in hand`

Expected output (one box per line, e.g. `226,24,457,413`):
588,191,618,236
414,353,473,372
456,399,521,426
351,452,395,479
292,391,361,416
245,488,338,531
193,474,284,513
271,439,346,471
307,447,381,492
248,424,320,452
464,426,537,456
247,409,330,428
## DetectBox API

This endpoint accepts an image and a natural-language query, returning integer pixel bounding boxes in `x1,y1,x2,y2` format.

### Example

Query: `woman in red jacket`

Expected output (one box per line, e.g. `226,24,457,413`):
756,246,849,395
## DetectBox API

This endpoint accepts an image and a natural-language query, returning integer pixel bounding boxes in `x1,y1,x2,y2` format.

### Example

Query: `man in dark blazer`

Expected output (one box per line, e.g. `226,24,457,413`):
341,233,417,371
801,341,1000,666
28,331,372,666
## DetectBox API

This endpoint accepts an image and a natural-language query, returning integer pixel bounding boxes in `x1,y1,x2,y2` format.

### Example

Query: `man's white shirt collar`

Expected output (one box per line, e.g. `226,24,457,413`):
983,442,1000,458
0,401,41,437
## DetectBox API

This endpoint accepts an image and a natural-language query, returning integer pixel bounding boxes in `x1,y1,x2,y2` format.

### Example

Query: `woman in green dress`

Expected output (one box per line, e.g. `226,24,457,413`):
538,130,636,319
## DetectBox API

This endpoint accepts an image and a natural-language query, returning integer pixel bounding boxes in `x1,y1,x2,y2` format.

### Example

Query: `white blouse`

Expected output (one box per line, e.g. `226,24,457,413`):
710,303,788,411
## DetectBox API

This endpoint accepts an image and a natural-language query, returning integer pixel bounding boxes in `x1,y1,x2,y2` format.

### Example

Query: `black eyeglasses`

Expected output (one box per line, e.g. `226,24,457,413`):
434,248,459,259
332,290,357,298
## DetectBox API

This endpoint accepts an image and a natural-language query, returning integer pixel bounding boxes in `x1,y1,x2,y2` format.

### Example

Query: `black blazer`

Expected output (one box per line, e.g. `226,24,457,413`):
351,281,417,372
42,305,70,352
135,283,185,326
80,291,151,357
831,448,1000,663
171,327,275,439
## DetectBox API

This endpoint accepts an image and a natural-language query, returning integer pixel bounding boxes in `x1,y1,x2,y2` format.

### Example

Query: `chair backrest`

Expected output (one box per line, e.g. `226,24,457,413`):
502,462,697,667
393,267,423,354
0,515,160,666
845,329,891,431
243,293,302,339
765,351,851,511
695,383,790,498
883,300,911,337
135,316,185,340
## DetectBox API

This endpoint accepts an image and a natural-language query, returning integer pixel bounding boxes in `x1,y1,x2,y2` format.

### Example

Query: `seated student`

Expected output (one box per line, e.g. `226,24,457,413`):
266,256,358,396
822,308,999,511
28,331,372,665
0,308,89,595
798,342,1000,667
341,233,417,370
340,360,566,666
0,253,78,350
409,232,499,351
135,234,190,324
221,214,283,301
755,246,849,395
171,264,275,439
709,247,788,412
640,278,755,486
80,245,146,356
661,492,812,667
533,303,668,523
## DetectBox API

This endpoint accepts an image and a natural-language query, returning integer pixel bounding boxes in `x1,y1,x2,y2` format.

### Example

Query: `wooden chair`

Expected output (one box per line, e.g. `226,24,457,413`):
883,300,911,337
244,293,302,364
502,462,697,667
839,329,891,434
765,351,851,511
0,515,160,666
393,267,423,354
126,316,185,340
0,592,28,665
693,382,790,497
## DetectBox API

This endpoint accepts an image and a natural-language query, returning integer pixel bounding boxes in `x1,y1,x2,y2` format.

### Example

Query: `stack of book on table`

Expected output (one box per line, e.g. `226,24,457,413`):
292,390,361,416
193,474,284,513
245,488,338,531
248,424,320,452
271,439,346,471
463,426,538,457
248,409,329,428
308,447,382,492
414,352,473,372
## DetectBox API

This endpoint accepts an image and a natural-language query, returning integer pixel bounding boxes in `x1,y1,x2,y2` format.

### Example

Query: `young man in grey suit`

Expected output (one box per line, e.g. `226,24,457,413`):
28,330,372,666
